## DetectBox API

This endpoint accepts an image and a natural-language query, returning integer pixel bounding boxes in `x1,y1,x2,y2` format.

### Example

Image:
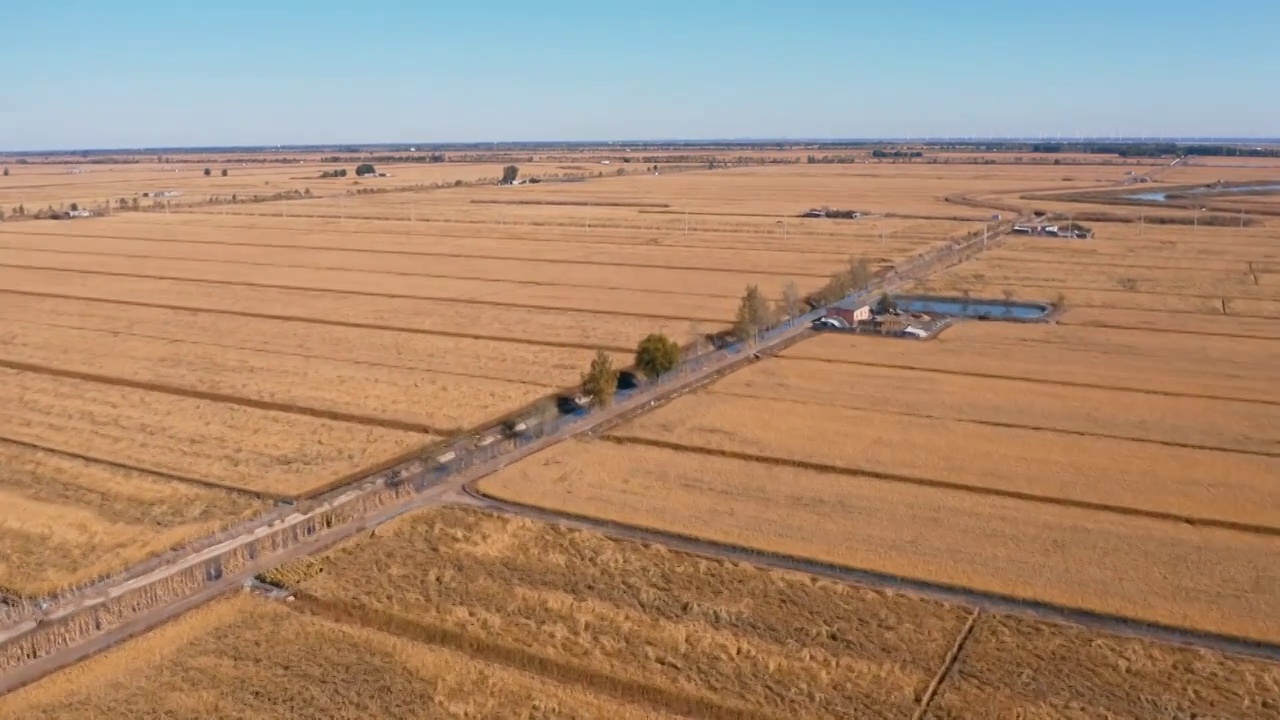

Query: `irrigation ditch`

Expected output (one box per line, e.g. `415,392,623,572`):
0,219,1032,690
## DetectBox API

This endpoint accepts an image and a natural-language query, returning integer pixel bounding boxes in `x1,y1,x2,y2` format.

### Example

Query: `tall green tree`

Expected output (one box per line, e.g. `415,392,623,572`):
203,167,212,177
634,333,681,380
501,165,520,184
581,350,619,408
355,163,377,177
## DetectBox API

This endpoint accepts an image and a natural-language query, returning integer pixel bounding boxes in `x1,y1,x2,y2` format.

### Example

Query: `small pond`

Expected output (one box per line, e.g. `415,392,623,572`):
1124,183,1280,203
892,295,1052,320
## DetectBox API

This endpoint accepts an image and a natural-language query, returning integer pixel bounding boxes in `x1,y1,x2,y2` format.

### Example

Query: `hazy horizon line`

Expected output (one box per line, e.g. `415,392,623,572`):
4,136,1280,156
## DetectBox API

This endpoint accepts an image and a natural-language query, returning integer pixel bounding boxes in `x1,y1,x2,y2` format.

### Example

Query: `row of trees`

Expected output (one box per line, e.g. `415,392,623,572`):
202,168,229,177
579,262,871,409
579,333,681,409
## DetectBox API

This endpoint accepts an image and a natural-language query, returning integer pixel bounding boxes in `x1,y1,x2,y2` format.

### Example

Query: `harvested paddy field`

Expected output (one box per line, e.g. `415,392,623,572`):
923,614,1280,719
0,596,687,720
0,440,260,597
0,507,974,720
478,215,1280,644
0,162,976,602
0,160,512,212
479,439,1280,643
7,508,1277,718
0,305,576,433
0,366,425,498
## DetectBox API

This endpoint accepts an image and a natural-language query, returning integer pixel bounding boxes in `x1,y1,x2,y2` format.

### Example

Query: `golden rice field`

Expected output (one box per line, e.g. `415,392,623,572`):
0,160,1003,598
479,219,1280,644
0,159,519,213
3,508,1274,719
0,440,261,597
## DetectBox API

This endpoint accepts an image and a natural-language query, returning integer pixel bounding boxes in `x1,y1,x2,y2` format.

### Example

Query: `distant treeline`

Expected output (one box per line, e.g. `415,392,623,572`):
321,154,447,164
1029,143,1280,158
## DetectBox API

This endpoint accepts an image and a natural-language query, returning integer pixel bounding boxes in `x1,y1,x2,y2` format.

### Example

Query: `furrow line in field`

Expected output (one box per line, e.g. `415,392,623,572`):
0,435,280,501
0,289,640,353
600,436,1280,538
0,266,731,323
974,255,1249,273
937,279,1266,304
708,389,1280,459
2,317,570,388
775,356,1280,407
174,207,906,240
0,248,745,299
1058,302,1279,322
41,221,897,256
911,609,980,720
1059,319,1280,342
0,358,447,436
0,232,837,277
465,490,1280,663
286,592,784,720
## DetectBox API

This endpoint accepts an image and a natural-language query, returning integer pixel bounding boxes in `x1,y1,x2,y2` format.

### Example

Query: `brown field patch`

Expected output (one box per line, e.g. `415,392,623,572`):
1060,306,1280,339
606,390,1280,529
0,267,696,349
477,440,1280,643
785,323,1279,404
284,506,972,719
0,160,512,211
0,307,581,431
0,440,261,597
714,354,1279,455
0,366,426,497
0,595,686,720
924,614,1280,719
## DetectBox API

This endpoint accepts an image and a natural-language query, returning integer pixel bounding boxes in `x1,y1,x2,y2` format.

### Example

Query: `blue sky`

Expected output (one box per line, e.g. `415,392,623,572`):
2,0,1277,150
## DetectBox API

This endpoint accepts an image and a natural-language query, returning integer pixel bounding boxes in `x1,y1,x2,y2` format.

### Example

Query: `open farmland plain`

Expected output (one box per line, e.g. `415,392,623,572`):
4,508,1275,719
0,162,998,602
479,218,1280,647
0,159,524,214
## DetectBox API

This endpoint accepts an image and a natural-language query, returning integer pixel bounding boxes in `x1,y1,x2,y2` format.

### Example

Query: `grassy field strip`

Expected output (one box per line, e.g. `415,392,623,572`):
1057,307,1280,340
0,434,273,499
783,326,1280,404
0,244,792,300
972,252,1252,273
0,596,689,720
993,246,1258,270
711,361,1278,456
0,299,598,385
910,279,1228,314
0,366,426,497
0,234,837,284
0,269,700,348
283,507,968,719
0,324,559,434
62,214,946,254
285,591,782,720
923,614,1280,719
477,440,1280,644
0,440,261,598
0,262,739,322
608,394,1280,529
0,229,856,277
604,433,1280,539
712,389,1280,458
937,268,1268,299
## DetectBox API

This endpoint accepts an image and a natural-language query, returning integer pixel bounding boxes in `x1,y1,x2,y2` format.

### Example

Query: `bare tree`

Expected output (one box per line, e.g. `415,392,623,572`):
780,281,802,320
